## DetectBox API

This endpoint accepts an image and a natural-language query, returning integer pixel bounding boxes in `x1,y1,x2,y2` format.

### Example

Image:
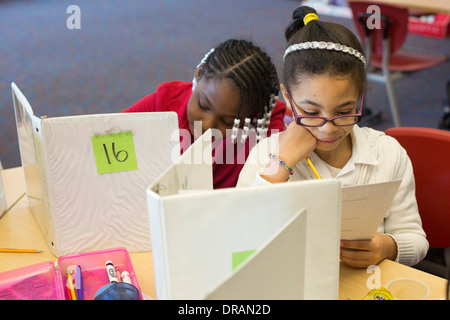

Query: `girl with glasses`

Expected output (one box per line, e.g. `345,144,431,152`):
237,6,428,268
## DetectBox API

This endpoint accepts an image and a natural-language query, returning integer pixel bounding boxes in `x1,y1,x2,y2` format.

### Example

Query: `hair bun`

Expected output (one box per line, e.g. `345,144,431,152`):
285,6,318,41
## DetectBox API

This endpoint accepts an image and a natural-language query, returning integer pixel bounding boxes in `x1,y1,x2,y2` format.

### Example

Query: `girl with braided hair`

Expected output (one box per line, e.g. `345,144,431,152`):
238,6,428,268
124,39,286,189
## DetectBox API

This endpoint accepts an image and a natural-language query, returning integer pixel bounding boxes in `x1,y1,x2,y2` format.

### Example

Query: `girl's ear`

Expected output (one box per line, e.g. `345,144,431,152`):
280,83,291,108
194,64,203,83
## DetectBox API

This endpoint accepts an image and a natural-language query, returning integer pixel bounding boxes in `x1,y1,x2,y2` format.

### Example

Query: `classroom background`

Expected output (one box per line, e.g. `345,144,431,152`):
0,0,449,169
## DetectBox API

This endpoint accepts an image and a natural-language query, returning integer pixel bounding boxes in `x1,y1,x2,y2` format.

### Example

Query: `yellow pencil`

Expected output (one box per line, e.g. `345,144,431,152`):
306,156,322,179
67,272,77,300
0,248,43,253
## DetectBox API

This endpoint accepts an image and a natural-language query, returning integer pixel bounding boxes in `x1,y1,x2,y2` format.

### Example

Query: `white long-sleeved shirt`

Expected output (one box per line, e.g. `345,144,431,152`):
237,125,428,266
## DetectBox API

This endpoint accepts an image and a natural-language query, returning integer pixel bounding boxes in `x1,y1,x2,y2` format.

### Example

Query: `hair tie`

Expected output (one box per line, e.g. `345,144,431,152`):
303,13,319,26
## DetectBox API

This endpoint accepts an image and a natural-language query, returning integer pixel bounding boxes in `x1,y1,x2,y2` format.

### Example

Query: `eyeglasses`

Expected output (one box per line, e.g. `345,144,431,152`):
287,92,363,127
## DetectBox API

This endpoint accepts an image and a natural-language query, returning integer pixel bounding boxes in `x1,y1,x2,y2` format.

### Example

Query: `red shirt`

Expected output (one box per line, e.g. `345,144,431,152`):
124,81,286,188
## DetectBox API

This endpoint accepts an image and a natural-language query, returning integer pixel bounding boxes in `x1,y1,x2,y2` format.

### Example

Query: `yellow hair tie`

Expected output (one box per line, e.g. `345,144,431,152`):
303,13,319,26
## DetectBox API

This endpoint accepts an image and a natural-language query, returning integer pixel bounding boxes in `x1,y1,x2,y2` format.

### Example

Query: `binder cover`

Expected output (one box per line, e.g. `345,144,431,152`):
12,82,179,256
204,208,307,300
146,131,341,300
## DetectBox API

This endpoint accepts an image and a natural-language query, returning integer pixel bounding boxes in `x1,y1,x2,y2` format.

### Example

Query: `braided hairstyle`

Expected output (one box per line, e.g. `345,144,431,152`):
283,6,367,95
199,39,280,122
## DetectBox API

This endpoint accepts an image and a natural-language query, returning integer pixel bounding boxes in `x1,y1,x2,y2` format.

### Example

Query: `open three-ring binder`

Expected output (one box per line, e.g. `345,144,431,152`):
146,130,342,300
12,83,180,256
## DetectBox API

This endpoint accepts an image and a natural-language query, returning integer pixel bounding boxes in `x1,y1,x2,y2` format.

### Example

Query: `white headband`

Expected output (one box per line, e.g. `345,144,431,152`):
283,41,366,67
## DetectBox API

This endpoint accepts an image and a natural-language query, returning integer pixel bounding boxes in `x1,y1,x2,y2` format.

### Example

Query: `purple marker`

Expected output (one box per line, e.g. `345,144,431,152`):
75,265,83,300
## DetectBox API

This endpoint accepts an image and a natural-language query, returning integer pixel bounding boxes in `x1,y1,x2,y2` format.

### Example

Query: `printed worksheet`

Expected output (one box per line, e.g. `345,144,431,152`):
341,180,402,240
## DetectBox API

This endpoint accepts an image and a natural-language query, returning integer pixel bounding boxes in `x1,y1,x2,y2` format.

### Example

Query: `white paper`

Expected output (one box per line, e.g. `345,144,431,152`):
341,180,402,240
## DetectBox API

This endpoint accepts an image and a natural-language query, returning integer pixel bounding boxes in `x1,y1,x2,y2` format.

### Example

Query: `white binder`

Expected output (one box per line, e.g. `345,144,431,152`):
0,162,6,219
12,82,180,256
146,130,342,300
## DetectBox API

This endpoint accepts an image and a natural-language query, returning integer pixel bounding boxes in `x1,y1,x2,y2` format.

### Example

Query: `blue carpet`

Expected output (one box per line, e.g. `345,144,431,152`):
0,0,449,168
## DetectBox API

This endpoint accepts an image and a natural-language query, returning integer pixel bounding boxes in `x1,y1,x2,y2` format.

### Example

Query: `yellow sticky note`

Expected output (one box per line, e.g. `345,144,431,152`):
91,131,138,174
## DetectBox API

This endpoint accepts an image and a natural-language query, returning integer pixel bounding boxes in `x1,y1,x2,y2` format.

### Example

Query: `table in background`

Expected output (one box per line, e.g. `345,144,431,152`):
1,167,447,300
346,0,450,13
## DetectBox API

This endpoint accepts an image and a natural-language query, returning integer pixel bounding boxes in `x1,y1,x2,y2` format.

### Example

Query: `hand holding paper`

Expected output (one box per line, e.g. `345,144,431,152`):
340,232,399,268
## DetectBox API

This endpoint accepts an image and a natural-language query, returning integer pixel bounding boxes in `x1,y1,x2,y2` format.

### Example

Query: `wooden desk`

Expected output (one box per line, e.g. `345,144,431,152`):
0,167,156,299
1,167,448,300
340,260,447,299
346,0,450,13
2,167,26,211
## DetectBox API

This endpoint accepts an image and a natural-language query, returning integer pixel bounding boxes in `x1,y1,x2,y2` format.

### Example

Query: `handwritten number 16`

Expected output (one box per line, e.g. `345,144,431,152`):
102,143,128,164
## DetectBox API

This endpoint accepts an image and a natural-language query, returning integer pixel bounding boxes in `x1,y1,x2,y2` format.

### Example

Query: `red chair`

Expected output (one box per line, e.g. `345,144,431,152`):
349,2,447,127
386,127,450,275
284,107,294,127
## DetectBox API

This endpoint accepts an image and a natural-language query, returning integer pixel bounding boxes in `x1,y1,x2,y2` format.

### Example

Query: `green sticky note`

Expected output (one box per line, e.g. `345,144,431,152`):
232,250,256,270
91,131,138,174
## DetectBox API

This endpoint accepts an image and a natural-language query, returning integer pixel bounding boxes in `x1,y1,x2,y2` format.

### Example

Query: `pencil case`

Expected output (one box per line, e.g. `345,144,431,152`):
0,247,142,300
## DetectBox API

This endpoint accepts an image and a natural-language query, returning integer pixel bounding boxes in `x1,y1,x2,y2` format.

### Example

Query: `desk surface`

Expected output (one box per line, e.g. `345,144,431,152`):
346,0,450,13
1,167,448,300
0,167,156,299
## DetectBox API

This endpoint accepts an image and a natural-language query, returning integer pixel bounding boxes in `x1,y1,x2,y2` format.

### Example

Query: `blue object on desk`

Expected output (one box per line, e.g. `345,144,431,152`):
94,282,139,300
